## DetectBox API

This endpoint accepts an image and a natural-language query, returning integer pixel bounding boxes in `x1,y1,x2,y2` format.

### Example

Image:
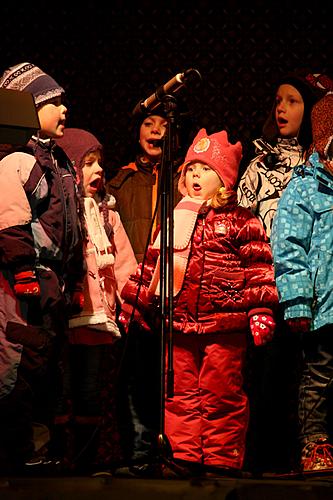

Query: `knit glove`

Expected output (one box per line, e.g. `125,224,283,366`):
13,270,40,298
71,290,85,315
250,313,276,346
286,318,311,334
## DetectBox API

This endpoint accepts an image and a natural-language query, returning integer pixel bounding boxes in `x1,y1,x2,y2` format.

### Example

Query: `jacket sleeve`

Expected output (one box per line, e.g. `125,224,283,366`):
236,209,278,313
0,152,36,272
63,236,86,297
271,179,313,320
111,211,138,295
237,155,262,213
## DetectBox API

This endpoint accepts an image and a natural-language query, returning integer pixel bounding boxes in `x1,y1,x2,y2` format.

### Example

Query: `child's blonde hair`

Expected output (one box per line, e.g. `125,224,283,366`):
211,186,237,209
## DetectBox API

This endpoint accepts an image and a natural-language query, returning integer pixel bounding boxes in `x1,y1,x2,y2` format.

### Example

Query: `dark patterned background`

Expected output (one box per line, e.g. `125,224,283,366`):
2,2,332,179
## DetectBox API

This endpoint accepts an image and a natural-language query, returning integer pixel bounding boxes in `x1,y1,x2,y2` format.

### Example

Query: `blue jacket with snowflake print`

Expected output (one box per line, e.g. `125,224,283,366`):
271,152,333,331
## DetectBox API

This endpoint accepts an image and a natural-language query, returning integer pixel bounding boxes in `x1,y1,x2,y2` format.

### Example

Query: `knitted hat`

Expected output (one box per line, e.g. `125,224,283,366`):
56,127,102,172
56,128,114,238
311,92,333,162
178,128,242,196
306,73,333,94
0,62,64,107
262,71,325,149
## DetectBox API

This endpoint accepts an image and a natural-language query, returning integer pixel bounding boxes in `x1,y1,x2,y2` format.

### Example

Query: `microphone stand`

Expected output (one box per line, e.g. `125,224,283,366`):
155,95,187,477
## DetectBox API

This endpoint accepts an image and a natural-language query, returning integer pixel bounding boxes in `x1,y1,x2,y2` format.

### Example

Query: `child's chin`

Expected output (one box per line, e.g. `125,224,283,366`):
53,131,64,139
191,193,205,200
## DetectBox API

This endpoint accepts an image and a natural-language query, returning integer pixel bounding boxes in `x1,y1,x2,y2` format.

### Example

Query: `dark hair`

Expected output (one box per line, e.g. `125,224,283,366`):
262,72,324,150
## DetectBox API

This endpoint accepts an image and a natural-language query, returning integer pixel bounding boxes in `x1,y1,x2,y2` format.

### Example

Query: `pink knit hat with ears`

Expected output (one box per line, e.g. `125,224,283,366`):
178,128,242,196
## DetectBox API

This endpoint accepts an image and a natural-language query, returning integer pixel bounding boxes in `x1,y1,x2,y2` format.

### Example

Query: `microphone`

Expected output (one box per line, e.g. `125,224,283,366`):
132,68,202,116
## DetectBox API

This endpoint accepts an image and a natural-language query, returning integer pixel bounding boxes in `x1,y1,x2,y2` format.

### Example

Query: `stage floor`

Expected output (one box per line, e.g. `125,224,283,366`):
1,474,333,500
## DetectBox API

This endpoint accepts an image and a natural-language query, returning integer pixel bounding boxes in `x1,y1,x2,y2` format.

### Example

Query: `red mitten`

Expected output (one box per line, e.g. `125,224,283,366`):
286,318,311,333
118,302,151,334
71,290,85,315
118,310,132,333
250,313,276,346
13,270,40,298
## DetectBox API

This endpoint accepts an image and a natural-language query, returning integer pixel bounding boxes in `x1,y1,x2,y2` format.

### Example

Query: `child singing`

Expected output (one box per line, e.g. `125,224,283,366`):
119,128,278,478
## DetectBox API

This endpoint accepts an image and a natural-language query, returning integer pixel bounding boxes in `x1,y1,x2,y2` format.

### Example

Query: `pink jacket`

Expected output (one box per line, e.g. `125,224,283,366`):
69,204,137,345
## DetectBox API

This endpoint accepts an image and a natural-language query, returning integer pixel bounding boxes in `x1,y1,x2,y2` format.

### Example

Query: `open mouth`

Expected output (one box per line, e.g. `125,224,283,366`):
193,183,201,191
147,139,163,148
278,117,288,126
89,178,101,189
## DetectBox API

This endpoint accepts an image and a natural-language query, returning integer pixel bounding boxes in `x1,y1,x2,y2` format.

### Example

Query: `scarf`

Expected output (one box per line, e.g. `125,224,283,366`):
148,196,205,297
84,197,114,269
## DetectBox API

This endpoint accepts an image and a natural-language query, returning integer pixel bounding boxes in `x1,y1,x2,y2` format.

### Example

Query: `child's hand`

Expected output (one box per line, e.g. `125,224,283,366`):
118,302,151,334
13,270,40,298
118,303,133,334
286,318,311,333
250,313,276,346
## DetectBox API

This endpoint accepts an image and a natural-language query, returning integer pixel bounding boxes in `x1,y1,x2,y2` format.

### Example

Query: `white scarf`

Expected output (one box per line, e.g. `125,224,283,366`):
84,197,114,269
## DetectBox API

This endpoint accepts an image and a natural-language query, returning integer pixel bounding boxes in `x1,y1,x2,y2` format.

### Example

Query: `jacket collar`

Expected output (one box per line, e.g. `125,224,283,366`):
309,152,333,191
30,134,55,151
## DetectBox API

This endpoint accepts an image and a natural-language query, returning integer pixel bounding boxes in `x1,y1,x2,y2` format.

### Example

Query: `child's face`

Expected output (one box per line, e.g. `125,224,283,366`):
185,162,222,200
139,115,168,161
275,84,304,138
37,96,67,139
82,151,103,198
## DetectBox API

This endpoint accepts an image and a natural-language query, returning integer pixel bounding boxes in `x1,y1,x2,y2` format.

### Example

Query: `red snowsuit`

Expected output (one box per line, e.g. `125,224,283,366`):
121,197,278,470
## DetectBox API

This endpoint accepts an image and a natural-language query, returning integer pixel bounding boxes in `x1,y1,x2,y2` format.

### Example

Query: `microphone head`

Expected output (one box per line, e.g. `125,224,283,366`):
182,68,202,86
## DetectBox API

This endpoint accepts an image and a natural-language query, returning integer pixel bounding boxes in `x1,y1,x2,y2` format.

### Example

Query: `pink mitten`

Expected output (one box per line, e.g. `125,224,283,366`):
250,313,276,346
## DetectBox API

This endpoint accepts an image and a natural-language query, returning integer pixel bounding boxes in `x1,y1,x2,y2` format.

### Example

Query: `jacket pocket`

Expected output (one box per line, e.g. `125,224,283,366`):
210,270,245,309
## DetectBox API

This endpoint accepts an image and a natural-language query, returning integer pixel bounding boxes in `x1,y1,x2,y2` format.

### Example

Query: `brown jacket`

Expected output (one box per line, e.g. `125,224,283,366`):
107,158,181,263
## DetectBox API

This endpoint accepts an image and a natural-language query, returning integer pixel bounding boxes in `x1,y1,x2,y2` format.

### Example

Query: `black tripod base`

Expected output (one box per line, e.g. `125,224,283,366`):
154,433,192,478
113,459,194,479
113,433,194,479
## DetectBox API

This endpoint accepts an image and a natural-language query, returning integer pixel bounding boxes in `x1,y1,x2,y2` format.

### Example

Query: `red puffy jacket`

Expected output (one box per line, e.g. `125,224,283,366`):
122,202,278,335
